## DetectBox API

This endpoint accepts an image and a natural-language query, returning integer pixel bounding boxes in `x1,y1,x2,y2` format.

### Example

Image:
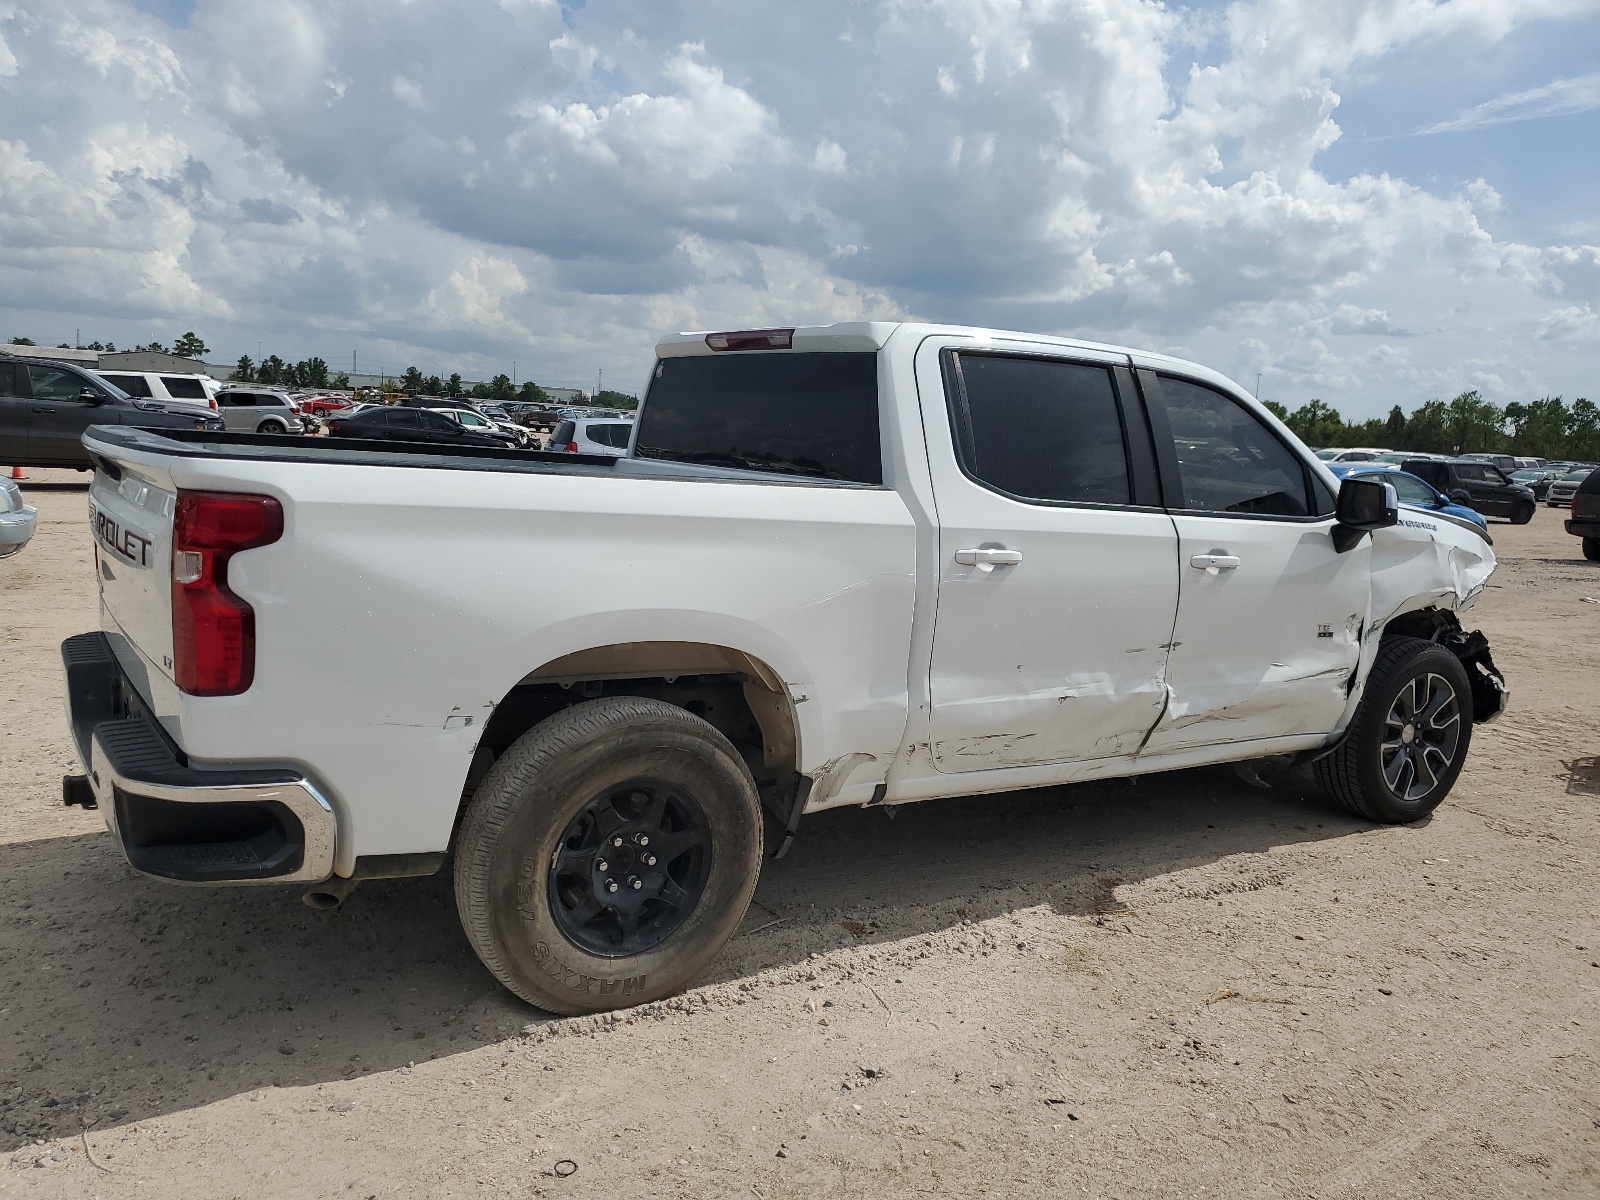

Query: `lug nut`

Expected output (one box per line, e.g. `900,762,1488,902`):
644,854,657,867
611,836,624,848
596,860,609,873
628,876,643,890
634,833,650,846
606,880,618,893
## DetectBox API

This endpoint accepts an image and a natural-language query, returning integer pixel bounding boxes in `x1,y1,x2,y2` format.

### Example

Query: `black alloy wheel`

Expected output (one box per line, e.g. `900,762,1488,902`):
1510,500,1535,524
548,779,711,956
1378,673,1462,802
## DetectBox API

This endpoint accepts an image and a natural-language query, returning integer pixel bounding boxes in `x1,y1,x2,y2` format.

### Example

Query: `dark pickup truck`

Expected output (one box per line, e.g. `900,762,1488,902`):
1565,468,1600,560
1403,458,1537,525
1,353,223,467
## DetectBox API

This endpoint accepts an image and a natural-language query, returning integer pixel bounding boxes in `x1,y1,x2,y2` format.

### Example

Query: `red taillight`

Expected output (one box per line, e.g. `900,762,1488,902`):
705,328,794,352
171,491,283,696
562,441,579,453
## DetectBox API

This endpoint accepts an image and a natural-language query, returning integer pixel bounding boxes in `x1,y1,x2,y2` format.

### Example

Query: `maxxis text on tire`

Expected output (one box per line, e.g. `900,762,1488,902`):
453,696,763,1015
1313,635,1473,824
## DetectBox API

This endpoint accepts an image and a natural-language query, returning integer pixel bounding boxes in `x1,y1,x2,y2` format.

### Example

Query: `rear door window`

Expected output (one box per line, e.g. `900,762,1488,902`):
946,354,1130,505
104,374,153,398
636,352,880,484
589,422,634,448
0,363,21,397
387,409,420,428
550,420,575,446
1156,377,1313,516
160,376,207,400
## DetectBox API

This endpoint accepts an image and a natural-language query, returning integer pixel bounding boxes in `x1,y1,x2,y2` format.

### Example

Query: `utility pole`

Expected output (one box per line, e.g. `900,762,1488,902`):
1255,373,1261,399
513,361,517,386
596,368,602,399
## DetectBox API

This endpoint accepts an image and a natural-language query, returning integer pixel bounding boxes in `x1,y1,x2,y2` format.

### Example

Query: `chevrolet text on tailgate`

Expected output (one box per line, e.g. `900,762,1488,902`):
63,323,1508,1014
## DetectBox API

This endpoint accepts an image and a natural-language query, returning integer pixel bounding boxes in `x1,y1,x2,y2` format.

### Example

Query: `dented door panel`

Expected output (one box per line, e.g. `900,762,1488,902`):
1141,515,1371,754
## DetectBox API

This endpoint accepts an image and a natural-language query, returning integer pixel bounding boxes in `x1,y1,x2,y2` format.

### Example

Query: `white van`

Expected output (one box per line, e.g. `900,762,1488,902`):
93,371,221,415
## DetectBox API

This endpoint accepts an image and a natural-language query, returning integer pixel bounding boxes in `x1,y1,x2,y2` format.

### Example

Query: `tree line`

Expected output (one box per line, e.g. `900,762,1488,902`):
8,331,209,357
1263,390,1600,461
229,355,348,390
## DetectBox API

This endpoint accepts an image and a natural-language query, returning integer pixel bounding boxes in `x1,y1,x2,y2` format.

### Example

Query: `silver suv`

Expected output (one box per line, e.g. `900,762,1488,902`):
215,389,305,435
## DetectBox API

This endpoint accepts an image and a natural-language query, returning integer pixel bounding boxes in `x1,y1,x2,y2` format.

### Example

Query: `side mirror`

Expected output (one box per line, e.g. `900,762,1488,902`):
1448,488,1472,505
80,388,106,405
1332,476,1398,552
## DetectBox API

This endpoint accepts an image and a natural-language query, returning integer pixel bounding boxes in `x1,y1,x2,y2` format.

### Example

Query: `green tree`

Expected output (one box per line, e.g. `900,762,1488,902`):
487,373,515,401
137,341,169,354
447,373,464,397
1442,390,1504,455
595,389,638,411
1260,400,1289,422
172,331,208,358
421,375,444,396
518,381,550,404
400,366,426,395
230,355,257,382
331,372,351,390
1403,400,1450,454
296,357,330,388
469,382,493,399
1285,399,1346,448
1568,398,1600,461
257,354,287,385
1385,405,1406,441
8,335,34,346
1505,397,1570,459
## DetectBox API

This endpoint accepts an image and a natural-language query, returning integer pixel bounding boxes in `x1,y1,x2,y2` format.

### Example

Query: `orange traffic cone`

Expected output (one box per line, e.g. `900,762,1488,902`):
7,466,20,481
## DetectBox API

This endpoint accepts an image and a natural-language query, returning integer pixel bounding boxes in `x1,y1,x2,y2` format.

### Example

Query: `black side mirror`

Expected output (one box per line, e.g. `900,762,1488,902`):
80,387,106,405
1448,488,1472,505
1332,475,1398,552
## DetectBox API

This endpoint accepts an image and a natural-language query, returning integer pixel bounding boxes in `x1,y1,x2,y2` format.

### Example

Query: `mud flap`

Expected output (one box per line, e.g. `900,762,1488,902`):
1437,627,1509,724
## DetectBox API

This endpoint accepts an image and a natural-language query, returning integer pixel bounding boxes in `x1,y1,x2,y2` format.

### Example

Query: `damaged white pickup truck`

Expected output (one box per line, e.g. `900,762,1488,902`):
63,322,1505,1013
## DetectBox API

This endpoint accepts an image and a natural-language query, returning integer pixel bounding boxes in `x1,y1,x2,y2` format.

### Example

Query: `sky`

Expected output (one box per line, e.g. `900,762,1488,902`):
1,0,1597,415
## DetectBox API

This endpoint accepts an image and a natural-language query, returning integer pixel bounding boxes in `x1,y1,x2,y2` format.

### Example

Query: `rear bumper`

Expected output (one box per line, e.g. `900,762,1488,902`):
61,631,336,884
1565,517,1600,538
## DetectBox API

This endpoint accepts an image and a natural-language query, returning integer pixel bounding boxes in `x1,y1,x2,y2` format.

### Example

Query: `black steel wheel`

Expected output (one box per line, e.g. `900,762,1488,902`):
547,779,711,956
1314,636,1473,823
1510,500,1535,525
454,696,762,1015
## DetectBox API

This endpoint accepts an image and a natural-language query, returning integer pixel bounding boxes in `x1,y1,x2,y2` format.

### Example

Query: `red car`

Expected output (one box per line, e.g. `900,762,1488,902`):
299,394,355,416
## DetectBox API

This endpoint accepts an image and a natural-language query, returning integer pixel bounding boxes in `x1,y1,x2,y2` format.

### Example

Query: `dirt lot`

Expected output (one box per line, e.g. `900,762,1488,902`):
2,468,1597,1199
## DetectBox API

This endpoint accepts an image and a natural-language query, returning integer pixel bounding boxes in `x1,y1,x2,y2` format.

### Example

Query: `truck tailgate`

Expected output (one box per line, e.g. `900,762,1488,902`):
89,461,177,684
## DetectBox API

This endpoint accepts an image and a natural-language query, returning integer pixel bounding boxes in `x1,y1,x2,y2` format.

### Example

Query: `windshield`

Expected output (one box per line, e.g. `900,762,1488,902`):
1563,470,1591,481
1372,452,1410,463
1314,448,1341,460
456,412,489,426
1510,469,1542,480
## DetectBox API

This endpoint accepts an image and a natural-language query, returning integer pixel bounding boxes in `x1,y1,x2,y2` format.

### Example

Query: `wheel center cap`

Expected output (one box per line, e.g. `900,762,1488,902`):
1401,724,1416,745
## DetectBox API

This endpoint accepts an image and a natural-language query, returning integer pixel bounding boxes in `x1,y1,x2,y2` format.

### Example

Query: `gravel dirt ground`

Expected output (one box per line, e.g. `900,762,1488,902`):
2,468,1597,1199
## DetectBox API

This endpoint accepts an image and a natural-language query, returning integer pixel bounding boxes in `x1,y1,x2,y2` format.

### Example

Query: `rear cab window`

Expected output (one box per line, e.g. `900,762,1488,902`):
636,353,881,484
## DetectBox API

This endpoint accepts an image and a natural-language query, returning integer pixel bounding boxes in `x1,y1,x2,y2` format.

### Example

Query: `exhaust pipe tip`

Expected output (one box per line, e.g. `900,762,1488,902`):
301,876,359,910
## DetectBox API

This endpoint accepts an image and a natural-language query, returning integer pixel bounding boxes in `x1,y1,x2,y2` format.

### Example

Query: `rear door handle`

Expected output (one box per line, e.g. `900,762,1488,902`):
955,548,1023,567
1189,554,1240,570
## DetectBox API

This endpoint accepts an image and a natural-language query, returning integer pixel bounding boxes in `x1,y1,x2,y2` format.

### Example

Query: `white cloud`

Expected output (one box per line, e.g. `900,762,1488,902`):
0,0,1597,409
1420,72,1600,134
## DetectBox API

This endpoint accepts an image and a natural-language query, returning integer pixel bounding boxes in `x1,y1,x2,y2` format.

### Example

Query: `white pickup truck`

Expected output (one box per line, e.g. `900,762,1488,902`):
63,322,1506,1014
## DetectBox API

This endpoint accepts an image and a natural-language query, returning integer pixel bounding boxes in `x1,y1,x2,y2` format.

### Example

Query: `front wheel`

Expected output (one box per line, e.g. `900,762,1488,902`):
1314,636,1473,823
1584,536,1600,562
256,418,287,435
454,697,763,1014
1510,500,1535,525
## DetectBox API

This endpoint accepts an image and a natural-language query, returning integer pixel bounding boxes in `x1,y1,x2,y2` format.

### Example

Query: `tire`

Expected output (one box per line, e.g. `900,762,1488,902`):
1510,500,1535,525
1313,636,1473,824
1584,536,1600,562
453,697,763,1014
257,419,287,435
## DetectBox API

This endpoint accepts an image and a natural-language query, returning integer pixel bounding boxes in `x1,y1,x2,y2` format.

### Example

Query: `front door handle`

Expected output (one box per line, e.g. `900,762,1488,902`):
1189,554,1240,570
955,547,1023,567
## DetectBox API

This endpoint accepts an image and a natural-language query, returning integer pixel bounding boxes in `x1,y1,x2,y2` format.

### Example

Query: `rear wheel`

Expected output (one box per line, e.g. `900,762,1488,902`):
257,418,287,435
1584,536,1600,562
1314,636,1472,824
1510,500,1535,525
454,697,763,1014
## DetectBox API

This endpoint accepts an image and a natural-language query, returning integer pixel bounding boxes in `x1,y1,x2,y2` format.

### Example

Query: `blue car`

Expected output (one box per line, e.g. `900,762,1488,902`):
1326,463,1489,535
